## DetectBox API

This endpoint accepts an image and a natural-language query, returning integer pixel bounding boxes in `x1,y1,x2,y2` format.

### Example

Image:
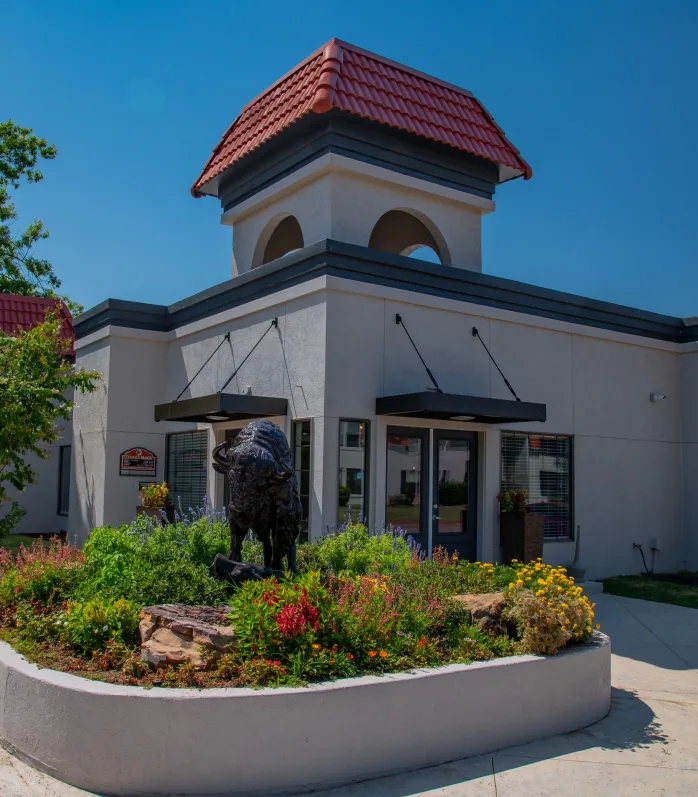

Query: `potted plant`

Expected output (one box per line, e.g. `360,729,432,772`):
137,482,172,522
497,489,544,564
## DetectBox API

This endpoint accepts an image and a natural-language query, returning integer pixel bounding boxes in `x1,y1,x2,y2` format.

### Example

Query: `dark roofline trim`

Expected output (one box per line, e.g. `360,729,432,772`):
215,112,500,209
154,393,288,424
74,240,698,344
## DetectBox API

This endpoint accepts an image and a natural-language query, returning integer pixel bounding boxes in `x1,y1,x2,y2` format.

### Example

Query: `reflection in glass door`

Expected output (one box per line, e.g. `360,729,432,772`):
385,428,428,547
432,431,477,560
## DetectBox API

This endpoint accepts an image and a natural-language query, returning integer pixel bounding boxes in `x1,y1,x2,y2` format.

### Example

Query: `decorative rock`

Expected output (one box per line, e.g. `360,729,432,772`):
139,604,235,670
451,592,506,634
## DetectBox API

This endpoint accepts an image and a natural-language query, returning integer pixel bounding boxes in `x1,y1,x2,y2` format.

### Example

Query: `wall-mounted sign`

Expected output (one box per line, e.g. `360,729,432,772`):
120,448,157,477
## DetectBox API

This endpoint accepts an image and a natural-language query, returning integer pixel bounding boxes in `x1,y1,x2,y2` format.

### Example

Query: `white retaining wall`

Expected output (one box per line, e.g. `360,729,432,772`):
0,634,611,796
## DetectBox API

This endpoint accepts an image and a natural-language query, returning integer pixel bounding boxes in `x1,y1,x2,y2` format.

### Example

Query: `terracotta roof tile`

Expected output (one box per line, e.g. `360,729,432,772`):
192,39,531,196
0,294,75,358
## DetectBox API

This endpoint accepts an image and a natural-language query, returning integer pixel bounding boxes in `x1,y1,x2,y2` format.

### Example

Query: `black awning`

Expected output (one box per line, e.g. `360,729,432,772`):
375,392,546,424
154,393,288,424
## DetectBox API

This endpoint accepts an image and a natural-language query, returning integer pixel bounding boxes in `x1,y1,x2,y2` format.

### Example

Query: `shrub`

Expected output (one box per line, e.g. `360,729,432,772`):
317,523,413,576
438,481,467,506
79,511,229,606
0,537,85,609
338,485,351,506
504,560,596,655
61,597,140,654
139,482,170,508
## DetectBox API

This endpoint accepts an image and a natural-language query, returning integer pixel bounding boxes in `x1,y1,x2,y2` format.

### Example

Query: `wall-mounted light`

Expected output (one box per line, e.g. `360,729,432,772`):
649,393,667,403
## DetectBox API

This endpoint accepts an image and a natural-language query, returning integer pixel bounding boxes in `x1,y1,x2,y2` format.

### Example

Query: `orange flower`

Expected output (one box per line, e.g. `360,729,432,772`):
368,650,377,658
311,644,321,650
416,636,428,648
346,653,354,660
379,651,388,659
329,659,335,665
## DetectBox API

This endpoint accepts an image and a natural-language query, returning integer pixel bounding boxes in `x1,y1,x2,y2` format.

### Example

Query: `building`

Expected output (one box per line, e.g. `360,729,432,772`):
67,39,698,579
0,294,74,537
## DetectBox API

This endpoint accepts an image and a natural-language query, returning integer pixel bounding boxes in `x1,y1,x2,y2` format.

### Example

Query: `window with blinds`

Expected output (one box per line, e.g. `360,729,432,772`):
167,431,208,512
57,445,71,516
501,432,573,540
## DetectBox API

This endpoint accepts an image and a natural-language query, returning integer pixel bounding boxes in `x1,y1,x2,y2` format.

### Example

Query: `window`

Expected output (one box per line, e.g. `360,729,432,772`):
338,420,369,524
501,432,573,540
293,420,311,543
57,445,71,516
167,431,208,512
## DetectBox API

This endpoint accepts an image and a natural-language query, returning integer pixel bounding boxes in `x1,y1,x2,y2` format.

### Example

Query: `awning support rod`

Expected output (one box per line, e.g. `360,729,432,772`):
218,318,278,393
174,332,230,402
395,313,442,393
472,327,521,402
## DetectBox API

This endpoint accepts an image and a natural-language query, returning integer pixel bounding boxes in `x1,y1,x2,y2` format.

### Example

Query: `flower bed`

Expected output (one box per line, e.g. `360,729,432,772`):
0,509,598,688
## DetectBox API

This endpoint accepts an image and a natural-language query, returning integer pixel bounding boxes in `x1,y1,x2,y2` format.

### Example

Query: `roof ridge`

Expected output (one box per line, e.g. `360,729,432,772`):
311,40,344,114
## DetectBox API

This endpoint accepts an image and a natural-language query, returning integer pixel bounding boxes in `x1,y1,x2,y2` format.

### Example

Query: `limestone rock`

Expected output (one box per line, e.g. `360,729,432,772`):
451,592,506,634
139,604,235,670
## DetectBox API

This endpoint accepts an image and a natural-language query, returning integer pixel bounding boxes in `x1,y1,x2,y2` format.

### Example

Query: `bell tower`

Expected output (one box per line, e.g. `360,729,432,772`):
192,39,531,277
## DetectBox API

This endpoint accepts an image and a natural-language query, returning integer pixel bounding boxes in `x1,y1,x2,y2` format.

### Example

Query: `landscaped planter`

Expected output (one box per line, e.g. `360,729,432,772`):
500,512,545,564
0,633,611,796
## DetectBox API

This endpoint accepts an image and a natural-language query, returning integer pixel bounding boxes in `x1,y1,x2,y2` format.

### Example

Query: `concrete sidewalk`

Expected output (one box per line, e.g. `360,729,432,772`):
1,592,697,797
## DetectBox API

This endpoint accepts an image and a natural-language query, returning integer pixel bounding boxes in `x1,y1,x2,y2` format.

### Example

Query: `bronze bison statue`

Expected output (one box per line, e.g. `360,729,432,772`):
212,420,301,572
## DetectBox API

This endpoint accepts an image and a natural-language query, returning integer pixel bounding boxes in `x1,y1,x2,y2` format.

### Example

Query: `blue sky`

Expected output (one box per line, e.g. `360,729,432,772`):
5,1,697,317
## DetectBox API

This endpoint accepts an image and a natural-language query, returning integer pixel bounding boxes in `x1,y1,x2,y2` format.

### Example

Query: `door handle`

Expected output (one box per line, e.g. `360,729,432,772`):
432,514,440,520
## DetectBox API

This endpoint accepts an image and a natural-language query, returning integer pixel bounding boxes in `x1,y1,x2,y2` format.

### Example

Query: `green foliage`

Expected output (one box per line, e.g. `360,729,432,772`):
0,537,85,608
0,120,73,306
139,482,170,508
78,515,229,606
0,314,100,536
62,597,140,654
438,480,467,506
316,523,413,576
337,485,351,506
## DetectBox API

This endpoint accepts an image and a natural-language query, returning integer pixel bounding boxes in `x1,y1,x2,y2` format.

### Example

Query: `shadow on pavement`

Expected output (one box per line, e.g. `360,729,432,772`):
309,687,664,796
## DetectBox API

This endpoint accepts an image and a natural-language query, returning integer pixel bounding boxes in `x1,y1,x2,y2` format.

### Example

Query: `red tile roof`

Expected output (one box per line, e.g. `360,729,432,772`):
192,39,531,197
0,294,75,358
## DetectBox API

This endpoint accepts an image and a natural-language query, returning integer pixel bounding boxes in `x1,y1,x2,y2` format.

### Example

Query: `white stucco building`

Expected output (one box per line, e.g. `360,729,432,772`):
62,39,698,579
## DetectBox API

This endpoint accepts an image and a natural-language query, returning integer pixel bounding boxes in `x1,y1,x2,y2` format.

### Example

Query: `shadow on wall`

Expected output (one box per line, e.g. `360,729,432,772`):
309,688,666,797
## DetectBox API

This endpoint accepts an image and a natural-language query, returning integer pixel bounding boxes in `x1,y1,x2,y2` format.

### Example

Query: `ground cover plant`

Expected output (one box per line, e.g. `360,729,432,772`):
0,506,598,688
603,572,698,610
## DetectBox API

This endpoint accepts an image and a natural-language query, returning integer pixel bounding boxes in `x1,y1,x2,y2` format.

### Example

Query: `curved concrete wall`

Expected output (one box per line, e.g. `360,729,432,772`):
0,634,611,796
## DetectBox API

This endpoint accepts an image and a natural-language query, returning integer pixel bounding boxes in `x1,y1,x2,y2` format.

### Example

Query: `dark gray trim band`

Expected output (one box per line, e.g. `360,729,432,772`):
376,391,547,424
216,112,500,210
74,239,698,344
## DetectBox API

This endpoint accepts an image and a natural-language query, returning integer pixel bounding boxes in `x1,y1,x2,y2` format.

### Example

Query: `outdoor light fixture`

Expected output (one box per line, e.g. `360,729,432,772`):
649,393,667,402
452,415,476,421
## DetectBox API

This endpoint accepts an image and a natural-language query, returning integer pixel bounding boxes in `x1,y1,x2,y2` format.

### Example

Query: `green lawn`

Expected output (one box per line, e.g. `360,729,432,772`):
603,572,698,610
0,535,47,557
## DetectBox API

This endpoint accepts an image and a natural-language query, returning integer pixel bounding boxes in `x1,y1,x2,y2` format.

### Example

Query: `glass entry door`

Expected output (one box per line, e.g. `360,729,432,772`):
385,427,478,560
432,431,477,560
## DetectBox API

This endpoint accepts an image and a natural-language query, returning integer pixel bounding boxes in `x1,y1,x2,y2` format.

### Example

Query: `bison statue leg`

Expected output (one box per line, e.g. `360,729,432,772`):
228,516,247,563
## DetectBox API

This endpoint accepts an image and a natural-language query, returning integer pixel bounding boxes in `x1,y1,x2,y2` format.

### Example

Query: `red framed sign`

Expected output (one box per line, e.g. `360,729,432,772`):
120,447,157,477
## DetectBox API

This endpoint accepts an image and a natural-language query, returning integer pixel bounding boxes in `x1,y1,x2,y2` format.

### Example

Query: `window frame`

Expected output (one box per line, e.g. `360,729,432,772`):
292,418,313,543
166,429,209,513
500,431,574,542
337,419,370,525
57,444,71,517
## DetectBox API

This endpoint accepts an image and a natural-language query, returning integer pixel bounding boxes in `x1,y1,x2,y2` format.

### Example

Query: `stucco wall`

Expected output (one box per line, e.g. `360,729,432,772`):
226,157,487,275
323,282,686,579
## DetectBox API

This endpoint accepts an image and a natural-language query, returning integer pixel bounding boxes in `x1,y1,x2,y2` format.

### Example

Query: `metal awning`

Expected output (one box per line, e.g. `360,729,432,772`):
154,393,288,424
375,392,546,424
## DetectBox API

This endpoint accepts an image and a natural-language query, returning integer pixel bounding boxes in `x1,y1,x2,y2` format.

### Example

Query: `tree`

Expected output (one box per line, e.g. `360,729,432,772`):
0,119,80,313
0,315,99,535
0,121,99,535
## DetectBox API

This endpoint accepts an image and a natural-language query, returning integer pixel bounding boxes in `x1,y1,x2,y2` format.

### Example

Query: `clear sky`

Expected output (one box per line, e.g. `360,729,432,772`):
5,0,697,317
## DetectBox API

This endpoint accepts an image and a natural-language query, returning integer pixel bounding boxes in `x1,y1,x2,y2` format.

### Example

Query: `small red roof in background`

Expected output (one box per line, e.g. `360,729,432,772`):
193,38,531,196
0,294,75,359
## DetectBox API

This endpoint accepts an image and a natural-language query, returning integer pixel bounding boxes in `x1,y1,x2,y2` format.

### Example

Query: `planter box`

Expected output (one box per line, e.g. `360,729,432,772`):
136,506,173,523
500,512,545,564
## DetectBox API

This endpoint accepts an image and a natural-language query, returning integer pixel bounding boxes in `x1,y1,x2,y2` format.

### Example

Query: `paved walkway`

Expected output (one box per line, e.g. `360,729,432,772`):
1,593,697,796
